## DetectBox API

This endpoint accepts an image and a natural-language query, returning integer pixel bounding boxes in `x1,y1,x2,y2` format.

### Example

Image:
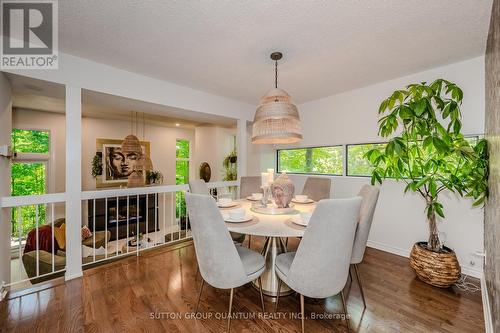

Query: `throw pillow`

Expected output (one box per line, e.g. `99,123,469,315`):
53,223,66,250
81,225,92,239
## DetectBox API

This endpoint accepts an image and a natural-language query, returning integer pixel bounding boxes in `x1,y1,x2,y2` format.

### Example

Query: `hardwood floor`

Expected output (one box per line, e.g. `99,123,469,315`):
0,238,484,333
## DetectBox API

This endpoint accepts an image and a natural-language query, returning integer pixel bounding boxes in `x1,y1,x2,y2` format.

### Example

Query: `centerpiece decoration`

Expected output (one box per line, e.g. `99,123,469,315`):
366,79,488,288
252,169,297,215
271,171,295,208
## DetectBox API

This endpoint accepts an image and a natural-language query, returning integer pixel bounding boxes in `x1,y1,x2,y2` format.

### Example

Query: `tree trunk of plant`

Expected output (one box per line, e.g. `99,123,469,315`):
427,210,441,252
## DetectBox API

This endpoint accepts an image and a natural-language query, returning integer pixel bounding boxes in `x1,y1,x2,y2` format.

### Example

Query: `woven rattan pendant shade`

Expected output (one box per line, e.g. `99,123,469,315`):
252,52,302,144
252,88,302,144
121,134,142,155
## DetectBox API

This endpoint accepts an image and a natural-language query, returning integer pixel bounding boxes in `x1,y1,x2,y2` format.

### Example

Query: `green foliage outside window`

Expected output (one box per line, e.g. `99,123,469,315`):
12,129,49,153
175,140,190,219
278,146,343,175
10,129,49,238
347,143,387,176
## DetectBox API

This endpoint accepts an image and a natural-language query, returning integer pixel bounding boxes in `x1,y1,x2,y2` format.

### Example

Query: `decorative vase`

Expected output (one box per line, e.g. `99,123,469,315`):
409,242,461,288
271,172,294,208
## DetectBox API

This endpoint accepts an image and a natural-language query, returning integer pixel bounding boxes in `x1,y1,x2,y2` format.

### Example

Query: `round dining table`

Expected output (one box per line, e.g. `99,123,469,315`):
220,199,316,297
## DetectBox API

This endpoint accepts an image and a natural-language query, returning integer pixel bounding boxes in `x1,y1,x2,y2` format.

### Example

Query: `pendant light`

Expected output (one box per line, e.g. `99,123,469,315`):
121,111,142,155
252,52,302,144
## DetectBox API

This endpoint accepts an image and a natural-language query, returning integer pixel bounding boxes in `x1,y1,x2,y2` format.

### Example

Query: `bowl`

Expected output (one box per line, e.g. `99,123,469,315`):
300,212,312,224
251,193,263,200
295,195,308,202
218,197,232,205
228,208,246,220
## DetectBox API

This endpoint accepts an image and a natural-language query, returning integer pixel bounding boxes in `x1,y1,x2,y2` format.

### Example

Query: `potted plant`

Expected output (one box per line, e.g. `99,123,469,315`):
366,79,488,288
222,149,238,193
146,170,164,185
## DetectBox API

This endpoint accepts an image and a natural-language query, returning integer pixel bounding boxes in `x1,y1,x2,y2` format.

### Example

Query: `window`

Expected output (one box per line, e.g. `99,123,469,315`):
347,143,387,176
277,146,343,175
175,139,190,218
11,129,50,237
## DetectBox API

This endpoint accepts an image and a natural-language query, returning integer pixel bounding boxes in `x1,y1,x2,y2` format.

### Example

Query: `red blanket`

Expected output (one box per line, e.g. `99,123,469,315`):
23,225,60,254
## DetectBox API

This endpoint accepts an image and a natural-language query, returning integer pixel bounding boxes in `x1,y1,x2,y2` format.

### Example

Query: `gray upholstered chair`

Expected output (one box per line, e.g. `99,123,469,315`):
238,176,262,248
189,179,246,244
349,184,380,309
302,177,331,201
275,197,362,333
185,192,266,332
189,179,210,195
239,176,262,199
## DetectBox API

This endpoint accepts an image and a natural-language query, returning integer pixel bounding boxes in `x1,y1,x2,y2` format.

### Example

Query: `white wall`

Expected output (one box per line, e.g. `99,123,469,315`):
0,73,12,285
194,126,236,182
251,57,486,277
12,109,240,191
3,51,255,122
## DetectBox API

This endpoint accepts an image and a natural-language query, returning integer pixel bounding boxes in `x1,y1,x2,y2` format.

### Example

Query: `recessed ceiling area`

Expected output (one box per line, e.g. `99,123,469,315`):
6,73,237,128
58,0,492,104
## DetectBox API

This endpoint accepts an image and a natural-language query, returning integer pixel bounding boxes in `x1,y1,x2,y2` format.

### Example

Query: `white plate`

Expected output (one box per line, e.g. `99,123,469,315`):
290,216,309,227
246,196,262,201
217,202,238,208
291,198,315,204
223,214,254,223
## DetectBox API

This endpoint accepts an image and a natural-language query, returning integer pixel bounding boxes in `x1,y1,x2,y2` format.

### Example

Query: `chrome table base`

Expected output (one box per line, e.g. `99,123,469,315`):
252,237,294,297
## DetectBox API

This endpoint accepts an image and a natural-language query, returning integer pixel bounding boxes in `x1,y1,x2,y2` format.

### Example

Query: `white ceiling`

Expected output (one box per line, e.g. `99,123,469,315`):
58,0,492,104
6,73,237,128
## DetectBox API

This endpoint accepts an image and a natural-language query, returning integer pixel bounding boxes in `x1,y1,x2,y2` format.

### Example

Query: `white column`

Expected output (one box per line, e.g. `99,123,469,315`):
65,86,82,280
236,119,248,179
0,73,12,291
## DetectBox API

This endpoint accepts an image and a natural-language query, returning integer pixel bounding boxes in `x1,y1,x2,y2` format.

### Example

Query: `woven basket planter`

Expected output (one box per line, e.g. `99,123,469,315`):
409,242,461,288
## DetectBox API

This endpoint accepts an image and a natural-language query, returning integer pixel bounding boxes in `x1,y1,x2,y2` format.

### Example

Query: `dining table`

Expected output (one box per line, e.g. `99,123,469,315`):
219,198,317,297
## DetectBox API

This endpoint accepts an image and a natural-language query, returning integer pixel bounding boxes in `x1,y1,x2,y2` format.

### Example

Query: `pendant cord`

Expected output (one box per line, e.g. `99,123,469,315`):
275,60,278,89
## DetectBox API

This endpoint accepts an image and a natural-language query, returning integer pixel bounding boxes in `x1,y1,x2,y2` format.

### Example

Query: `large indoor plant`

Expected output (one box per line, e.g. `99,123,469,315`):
366,79,488,287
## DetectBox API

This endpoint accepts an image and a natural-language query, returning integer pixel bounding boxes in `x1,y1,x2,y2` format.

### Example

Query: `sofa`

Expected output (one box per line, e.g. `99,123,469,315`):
22,218,111,284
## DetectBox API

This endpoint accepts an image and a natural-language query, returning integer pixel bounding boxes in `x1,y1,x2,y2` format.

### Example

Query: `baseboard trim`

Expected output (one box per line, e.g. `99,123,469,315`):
481,274,494,333
366,240,482,278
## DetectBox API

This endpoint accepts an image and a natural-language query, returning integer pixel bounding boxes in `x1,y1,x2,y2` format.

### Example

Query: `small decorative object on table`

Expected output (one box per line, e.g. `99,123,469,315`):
271,172,295,208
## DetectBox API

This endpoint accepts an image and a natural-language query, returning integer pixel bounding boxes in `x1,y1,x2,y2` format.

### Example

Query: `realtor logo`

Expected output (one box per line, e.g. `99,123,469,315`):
1,0,58,69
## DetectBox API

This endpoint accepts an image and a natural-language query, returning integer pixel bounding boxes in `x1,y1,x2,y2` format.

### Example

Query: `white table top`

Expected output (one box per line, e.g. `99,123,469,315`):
221,199,316,238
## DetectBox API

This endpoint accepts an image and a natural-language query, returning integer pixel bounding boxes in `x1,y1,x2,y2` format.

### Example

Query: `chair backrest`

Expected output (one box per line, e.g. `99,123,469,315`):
302,177,331,201
287,197,362,298
239,176,262,199
184,192,248,289
189,179,209,194
351,184,380,264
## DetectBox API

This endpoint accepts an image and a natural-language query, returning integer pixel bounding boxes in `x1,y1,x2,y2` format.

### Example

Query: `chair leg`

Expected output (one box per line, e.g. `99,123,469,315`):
248,235,252,249
195,279,205,313
340,291,350,333
257,277,266,312
275,277,283,312
227,288,234,332
300,294,305,333
354,263,367,309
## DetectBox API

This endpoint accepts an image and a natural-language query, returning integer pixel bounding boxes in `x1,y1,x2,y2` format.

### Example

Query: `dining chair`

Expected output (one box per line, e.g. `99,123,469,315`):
238,176,262,248
274,197,362,333
301,177,331,201
349,184,380,309
185,192,266,332
239,176,262,199
189,179,210,195
189,179,246,244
